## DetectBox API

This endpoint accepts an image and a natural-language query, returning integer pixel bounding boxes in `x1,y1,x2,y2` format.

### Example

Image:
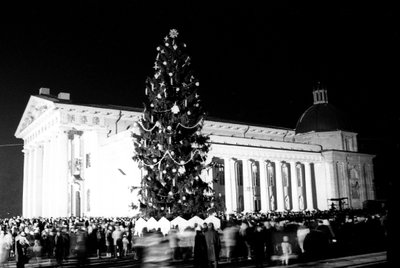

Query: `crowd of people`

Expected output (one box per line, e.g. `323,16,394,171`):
0,208,388,268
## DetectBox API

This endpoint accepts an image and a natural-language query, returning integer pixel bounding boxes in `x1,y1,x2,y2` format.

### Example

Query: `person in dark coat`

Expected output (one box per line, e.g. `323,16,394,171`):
303,229,330,261
193,226,208,268
15,232,29,268
204,223,221,268
54,229,65,266
253,224,266,268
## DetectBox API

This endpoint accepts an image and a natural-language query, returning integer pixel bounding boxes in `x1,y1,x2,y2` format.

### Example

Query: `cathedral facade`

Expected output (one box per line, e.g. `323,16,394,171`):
15,87,376,217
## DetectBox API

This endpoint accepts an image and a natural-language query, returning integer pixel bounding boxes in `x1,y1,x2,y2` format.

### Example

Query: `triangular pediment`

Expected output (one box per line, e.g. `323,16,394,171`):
15,96,57,138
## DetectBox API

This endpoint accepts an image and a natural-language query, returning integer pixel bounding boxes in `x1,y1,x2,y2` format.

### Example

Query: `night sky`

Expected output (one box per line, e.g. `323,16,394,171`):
1,3,399,217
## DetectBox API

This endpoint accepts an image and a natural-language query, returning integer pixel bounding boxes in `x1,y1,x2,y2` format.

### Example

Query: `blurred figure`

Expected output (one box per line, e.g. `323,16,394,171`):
222,221,239,263
32,239,42,266
280,235,292,265
122,234,129,257
168,226,180,261
112,225,123,258
204,222,221,268
193,226,208,268
0,229,12,268
179,226,195,262
141,230,170,268
296,223,310,254
75,227,88,267
105,225,114,258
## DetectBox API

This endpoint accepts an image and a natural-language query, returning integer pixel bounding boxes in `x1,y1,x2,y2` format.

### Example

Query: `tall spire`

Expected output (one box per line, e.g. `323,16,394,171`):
312,81,328,104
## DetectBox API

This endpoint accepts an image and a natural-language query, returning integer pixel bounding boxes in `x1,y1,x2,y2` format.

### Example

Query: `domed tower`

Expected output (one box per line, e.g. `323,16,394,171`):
295,83,357,151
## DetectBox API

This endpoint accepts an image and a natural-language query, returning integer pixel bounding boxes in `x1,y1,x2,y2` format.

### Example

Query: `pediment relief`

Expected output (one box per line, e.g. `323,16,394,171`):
15,96,56,137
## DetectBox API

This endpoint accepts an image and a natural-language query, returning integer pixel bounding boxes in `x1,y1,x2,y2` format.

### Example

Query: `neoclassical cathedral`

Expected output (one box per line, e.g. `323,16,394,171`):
15,87,376,217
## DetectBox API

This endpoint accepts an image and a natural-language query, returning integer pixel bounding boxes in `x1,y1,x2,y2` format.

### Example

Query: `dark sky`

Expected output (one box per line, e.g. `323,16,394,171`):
1,3,399,217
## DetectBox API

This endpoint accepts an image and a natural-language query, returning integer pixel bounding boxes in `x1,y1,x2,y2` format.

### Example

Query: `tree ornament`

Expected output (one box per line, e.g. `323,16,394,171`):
157,93,162,99
195,82,200,86
169,29,179,38
171,103,180,114
153,158,158,163
150,103,154,107
178,166,186,174
172,168,177,173
187,111,191,115
168,191,173,196
173,44,177,50
166,43,169,47
182,196,186,201
163,61,167,65
157,46,160,51
169,72,173,77
176,87,180,92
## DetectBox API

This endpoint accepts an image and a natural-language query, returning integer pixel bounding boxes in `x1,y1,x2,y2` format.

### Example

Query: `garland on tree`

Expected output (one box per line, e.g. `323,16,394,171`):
132,29,222,219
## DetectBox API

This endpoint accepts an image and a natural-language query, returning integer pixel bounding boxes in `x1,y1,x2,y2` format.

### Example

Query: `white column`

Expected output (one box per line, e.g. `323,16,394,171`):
224,157,234,214
304,162,314,210
242,159,254,212
274,160,284,211
290,162,299,211
258,160,269,212
229,158,238,212
26,146,37,218
41,141,50,217
32,145,43,217
53,131,70,217
22,148,29,217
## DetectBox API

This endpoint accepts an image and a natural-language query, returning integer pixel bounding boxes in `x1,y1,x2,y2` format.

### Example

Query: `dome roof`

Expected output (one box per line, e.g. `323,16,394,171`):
295,103,348,134
295,86,348,134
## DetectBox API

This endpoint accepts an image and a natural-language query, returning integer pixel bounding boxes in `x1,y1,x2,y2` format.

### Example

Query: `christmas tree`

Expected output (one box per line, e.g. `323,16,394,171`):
132,29,221,219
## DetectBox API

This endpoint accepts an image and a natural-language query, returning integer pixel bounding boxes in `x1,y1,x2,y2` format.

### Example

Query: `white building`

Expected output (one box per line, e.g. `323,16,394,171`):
15,87,376,218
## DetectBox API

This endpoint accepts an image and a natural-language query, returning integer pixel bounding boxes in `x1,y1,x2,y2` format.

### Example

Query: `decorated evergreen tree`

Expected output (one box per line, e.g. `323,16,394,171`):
132,29,222,219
